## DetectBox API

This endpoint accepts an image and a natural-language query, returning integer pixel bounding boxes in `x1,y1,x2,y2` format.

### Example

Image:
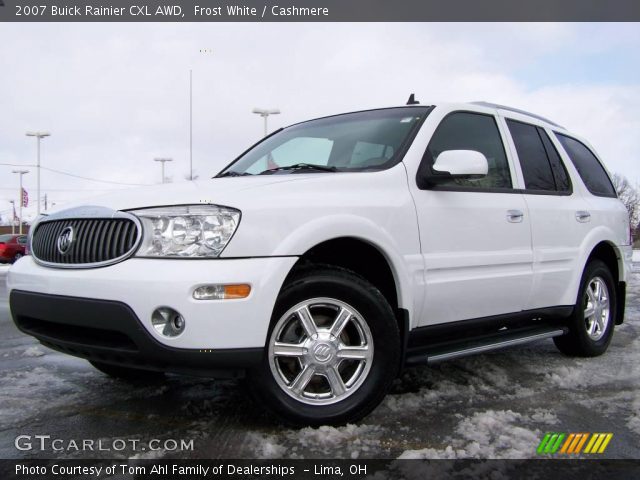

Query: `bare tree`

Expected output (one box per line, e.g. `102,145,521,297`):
611,173,640,234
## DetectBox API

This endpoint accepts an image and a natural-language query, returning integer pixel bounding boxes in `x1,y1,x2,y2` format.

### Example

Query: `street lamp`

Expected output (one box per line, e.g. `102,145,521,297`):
8,200,15,235
26,131,50,217
154,158,173,184
252,108,281,137
12,169,29,235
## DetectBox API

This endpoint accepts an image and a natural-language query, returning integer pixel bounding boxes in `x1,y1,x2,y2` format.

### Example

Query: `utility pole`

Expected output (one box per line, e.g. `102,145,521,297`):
12,169,29,235
154,158,173,184
26,131,50,217
252,108,281,137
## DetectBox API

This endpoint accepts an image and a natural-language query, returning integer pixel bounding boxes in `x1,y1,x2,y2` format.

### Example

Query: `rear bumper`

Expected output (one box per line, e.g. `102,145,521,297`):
10,290,263,377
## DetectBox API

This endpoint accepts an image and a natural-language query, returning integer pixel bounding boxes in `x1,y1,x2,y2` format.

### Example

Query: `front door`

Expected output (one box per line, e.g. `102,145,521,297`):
410,111,533,326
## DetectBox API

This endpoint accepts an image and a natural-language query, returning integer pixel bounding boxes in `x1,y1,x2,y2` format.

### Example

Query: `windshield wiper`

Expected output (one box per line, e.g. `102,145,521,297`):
259,163,338,175
216,171,253,178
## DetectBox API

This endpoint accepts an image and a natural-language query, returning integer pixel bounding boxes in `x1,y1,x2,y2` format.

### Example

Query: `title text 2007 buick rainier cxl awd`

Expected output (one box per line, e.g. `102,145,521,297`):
8,101,632,425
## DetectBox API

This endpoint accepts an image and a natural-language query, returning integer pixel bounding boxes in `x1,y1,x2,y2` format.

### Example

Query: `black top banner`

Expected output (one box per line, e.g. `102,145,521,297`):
0,0,639,22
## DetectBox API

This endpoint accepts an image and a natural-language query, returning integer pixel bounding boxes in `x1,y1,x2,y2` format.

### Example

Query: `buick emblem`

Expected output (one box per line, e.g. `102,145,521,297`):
57,226,75,255
313,343,333,363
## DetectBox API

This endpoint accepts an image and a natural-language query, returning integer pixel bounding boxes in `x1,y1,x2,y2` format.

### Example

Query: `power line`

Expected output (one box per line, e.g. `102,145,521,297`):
0,163,152,186
0,187,122,192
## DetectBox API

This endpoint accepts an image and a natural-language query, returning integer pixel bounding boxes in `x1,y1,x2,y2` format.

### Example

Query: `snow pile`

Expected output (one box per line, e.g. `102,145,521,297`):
628,394,640,435
399,409,557,459
22,346,45,358
245,432,288,458
246,424,383,459
293,424,383,457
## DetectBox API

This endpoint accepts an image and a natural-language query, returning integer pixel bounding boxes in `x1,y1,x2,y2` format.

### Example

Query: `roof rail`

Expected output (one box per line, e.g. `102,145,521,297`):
471,101,564,128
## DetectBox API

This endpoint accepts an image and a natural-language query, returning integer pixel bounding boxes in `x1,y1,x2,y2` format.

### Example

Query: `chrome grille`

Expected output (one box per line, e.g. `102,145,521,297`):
32,218,140,267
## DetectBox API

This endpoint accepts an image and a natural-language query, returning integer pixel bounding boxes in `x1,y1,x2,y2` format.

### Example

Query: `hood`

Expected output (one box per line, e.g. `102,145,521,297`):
47,174,343,214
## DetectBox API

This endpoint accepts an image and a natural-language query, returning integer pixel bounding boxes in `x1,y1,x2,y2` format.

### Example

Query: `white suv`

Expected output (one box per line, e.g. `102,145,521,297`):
8,101,632,425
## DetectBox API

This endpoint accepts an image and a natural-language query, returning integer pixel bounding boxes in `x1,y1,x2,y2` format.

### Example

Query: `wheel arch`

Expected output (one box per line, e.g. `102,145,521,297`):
578,238,626,325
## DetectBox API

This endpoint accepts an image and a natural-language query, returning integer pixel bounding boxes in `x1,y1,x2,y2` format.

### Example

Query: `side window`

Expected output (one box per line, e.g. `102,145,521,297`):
507,120,556,191
425,112,512,189
538,129,571,192
18,236,28,245
556,134,616,198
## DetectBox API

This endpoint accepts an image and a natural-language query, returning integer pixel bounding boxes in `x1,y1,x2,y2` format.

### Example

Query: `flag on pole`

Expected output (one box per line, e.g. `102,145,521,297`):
21,188,28,207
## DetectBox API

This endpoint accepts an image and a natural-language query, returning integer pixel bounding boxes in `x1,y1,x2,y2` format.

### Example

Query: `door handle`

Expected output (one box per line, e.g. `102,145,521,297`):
575,211,591,223
507,210,524,223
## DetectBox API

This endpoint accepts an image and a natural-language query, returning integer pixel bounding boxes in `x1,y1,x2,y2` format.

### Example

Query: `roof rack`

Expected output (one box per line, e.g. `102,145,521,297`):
471,101,563,129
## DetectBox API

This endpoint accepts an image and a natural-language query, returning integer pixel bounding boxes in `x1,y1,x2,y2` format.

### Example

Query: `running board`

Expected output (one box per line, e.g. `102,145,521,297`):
405,326,568,366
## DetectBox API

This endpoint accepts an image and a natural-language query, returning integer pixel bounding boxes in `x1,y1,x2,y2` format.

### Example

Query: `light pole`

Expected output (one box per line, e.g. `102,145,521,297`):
8,200,15,234
252,108,281,137
26,131,50,217
189,69,193,181
154,158,173,184
12,169,29,235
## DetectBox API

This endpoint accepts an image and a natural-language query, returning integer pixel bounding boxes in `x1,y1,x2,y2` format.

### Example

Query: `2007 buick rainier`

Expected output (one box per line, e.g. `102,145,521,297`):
9,100,632,425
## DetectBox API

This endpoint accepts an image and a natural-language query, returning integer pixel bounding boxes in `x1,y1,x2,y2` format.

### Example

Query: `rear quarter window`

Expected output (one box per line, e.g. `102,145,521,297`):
556,133,616,198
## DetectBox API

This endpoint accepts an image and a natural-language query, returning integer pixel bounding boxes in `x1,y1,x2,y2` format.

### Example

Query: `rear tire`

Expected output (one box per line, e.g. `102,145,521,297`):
90,361,165,381
248,265,400,426
554,260,616,357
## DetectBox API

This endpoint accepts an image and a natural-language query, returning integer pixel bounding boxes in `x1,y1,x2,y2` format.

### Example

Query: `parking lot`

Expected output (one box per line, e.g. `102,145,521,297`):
1,258,638,460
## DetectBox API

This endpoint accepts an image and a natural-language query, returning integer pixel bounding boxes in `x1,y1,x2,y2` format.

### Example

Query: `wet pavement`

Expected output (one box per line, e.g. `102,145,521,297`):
0,260,638,460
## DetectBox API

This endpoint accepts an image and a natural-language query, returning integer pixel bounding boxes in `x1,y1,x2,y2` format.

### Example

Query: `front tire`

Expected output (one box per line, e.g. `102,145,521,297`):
248,265,400,426
554,260,617,357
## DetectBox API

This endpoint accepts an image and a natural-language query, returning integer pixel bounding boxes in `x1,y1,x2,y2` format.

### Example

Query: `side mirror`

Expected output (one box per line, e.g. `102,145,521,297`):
432,150,489,178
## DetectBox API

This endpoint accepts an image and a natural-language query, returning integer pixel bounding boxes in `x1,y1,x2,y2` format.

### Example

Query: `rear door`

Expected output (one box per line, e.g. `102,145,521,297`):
502,116,589,310
410,109,534,326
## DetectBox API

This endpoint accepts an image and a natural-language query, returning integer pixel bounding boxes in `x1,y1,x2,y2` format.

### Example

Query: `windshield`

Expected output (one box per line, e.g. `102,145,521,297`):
0,234,12,243
218,107,430,176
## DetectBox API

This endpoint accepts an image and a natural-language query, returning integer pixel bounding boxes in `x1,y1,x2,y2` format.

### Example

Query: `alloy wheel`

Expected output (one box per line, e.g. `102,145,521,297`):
268,297,374,405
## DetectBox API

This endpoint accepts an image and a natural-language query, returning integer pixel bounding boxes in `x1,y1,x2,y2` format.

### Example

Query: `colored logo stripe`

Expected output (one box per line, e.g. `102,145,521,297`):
538,432,613,455
537,433,565,454
584,433,613,454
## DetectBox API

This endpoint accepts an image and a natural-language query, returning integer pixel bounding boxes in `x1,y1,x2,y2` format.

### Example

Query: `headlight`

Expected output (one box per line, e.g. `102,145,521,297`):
131,205,241,258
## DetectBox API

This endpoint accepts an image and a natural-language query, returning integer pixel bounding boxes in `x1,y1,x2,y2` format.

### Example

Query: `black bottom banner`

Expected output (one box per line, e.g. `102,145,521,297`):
1,459,639,480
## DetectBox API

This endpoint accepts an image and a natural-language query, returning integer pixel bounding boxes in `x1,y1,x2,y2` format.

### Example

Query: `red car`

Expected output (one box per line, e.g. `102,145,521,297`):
0,234,28,263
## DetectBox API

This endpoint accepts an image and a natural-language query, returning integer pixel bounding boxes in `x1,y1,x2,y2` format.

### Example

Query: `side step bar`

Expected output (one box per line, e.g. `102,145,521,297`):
405,326,568,366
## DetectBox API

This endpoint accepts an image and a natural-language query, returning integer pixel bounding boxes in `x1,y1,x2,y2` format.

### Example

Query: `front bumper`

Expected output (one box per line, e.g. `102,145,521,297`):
10,290,261,377
8,256,298,350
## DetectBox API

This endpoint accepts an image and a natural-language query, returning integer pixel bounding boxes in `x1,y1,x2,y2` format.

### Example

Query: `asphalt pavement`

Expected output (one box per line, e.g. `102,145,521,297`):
0,261,638,460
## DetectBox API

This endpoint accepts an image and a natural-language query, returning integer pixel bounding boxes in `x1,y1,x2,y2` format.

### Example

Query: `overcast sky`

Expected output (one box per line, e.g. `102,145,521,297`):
0,23,639,221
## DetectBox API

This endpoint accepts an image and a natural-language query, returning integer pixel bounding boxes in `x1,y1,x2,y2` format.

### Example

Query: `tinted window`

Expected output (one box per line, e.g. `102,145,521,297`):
556,134,616,197
425,112,512,189
507,120,556,191
18,236,28,245
538,129,570,192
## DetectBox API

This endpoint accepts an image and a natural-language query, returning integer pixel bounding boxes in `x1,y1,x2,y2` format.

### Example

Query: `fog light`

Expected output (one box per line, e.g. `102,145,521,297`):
152,307,185,337
193,284,251,300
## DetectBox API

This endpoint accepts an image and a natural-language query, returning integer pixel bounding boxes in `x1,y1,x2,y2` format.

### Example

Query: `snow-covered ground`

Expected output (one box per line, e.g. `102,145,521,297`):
0,257,638,460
